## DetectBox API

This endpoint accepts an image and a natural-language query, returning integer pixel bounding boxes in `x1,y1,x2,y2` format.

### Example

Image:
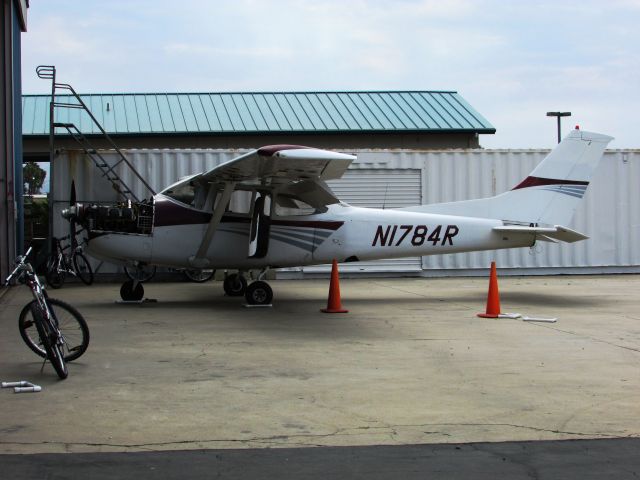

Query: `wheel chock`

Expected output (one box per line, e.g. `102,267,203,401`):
2,381,42,393
522,316,558,323
115,298,158,305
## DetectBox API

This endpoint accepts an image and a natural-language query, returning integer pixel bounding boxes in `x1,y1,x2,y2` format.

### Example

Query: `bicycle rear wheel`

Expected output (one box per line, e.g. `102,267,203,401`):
73,252,94,285
183,268,215,283
19,298,90,362
45,255,65,288
124,264,156,282
32,308,68,379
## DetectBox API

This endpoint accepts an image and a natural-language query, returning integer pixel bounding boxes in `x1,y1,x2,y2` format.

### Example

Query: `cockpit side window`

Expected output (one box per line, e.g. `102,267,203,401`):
275,194,323,216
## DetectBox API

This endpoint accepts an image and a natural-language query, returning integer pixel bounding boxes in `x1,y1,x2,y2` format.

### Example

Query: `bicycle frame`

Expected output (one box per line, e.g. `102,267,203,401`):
51,235,88,278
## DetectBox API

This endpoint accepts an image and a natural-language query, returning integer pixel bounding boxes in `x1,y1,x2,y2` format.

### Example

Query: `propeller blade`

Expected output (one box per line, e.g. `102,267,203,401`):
70,180,77,206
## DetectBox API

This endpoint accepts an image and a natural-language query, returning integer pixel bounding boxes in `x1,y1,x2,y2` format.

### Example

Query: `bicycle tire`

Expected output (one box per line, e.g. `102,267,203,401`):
32,307,68,379
45,255,65,289
73,252,94,285
183,268,215,283
19,298,90,362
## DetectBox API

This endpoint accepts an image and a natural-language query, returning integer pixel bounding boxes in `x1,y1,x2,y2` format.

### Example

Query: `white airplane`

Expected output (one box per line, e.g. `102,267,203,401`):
63,128,612,303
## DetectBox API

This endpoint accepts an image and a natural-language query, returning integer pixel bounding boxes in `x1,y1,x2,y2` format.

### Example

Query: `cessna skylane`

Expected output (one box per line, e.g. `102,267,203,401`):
63,128,612,304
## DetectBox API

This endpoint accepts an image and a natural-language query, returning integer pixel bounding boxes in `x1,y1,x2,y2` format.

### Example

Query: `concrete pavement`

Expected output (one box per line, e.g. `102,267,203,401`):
0,275,638,474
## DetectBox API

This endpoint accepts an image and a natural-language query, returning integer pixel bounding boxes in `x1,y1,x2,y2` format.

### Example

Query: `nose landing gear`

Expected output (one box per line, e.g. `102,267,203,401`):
120,263,153,301
120,279,145,302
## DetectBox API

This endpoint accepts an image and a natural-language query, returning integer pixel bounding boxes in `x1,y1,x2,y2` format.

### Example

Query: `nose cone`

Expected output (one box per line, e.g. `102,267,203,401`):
61,206,75,219
61,204,91,228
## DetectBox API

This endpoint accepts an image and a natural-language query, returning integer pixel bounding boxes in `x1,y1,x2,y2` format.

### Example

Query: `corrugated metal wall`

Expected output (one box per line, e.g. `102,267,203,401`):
52,148,640,276
314,169,422,272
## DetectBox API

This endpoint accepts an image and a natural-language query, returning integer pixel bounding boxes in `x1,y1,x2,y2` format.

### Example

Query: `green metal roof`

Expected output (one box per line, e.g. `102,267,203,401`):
22,91,494,136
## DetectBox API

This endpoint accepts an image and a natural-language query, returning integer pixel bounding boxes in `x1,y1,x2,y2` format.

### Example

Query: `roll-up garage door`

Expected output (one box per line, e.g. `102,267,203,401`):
304,169,423,273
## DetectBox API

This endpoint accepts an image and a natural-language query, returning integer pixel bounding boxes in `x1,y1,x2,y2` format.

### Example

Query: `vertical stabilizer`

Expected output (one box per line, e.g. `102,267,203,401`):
402,129,613,226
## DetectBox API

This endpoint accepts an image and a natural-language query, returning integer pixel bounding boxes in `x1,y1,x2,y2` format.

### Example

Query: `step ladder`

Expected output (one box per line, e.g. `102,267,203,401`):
37,65,156,203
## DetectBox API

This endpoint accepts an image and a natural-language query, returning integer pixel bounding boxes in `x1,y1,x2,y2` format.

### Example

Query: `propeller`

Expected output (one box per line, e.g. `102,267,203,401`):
70,179,77,206
69,180,78,247
62,181,93,246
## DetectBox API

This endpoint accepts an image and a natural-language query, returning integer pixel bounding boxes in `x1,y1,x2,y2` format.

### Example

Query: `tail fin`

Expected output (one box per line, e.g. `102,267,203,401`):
404,129,613,226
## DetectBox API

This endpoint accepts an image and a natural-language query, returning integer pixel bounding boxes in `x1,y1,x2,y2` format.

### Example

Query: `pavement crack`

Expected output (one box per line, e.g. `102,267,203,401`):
0,421,621,451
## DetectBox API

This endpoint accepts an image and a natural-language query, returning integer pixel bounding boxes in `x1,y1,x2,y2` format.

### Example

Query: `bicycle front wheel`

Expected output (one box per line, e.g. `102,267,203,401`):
32,308,68,379
19,298,90,362
73,252,94,285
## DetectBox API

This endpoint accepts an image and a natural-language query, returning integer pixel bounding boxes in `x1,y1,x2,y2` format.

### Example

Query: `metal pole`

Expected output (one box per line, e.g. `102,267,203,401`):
546,111,571,144
48,67,56,246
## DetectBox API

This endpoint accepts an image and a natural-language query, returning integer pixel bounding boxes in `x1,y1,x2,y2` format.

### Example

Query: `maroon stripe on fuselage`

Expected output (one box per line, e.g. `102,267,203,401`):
512,176,589,190
154,197,343,230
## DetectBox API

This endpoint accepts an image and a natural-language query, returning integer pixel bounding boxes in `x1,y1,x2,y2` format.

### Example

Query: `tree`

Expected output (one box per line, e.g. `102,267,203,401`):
23,161,47,195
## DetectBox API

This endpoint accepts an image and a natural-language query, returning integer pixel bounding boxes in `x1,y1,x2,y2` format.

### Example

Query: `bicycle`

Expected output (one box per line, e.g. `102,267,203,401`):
45,234,94,288
6,247,90,379
123,264,215,283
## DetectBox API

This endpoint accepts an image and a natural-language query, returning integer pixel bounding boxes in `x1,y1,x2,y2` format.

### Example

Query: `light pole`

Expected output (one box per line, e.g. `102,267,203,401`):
546,111,571,143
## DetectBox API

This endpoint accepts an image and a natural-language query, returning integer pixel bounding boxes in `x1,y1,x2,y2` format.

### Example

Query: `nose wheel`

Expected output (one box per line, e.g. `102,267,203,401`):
120,279,144,301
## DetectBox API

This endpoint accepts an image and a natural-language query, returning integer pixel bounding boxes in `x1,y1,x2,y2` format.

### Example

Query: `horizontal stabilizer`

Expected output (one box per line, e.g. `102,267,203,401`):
493,225,589,243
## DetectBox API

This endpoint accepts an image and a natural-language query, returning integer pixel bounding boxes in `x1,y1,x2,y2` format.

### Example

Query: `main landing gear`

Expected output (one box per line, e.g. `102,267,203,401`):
223,271,273,306
117,266,273,305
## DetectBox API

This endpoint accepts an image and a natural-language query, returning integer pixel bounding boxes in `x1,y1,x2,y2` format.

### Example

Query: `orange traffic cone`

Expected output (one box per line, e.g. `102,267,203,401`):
477,261,501,318
321,259,349,313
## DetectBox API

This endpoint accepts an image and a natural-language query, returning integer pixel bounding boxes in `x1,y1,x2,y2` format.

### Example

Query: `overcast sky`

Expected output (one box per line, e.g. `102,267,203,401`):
21,0,640,148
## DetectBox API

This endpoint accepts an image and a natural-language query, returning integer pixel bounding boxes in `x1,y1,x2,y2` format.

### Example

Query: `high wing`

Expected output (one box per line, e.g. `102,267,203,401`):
168,145,356,209
206,145,355,208
176,145,356,268
202,145,355,185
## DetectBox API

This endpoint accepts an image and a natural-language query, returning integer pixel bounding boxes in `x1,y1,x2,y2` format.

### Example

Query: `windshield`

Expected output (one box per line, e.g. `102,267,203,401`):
162,182,196,206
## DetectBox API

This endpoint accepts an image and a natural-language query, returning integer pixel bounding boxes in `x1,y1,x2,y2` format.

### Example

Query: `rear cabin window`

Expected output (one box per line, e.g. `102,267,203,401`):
275,195,318,216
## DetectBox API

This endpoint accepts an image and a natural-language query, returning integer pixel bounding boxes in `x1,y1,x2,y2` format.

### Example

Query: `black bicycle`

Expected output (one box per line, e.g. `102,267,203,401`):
6,247,90,379
45,235,93,288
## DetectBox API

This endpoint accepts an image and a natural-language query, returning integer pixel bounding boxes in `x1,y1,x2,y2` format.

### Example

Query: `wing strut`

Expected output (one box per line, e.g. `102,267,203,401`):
190,182,236,268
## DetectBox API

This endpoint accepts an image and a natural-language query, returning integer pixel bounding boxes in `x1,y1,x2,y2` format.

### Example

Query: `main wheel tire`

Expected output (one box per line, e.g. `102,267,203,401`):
45,256,65,289
19,298,90,362
183,268,215,283
73,253,94,285
223,273,247,297
124,265,156,283
33,309,68,379
120,279,145,301
245,281,273,305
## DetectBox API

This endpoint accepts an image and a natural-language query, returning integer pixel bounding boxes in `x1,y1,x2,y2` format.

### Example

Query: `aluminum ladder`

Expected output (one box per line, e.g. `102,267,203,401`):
36,65,156,203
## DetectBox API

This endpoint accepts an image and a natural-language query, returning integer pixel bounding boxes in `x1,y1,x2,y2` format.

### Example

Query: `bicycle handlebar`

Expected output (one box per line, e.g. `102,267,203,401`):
4,247,33,285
